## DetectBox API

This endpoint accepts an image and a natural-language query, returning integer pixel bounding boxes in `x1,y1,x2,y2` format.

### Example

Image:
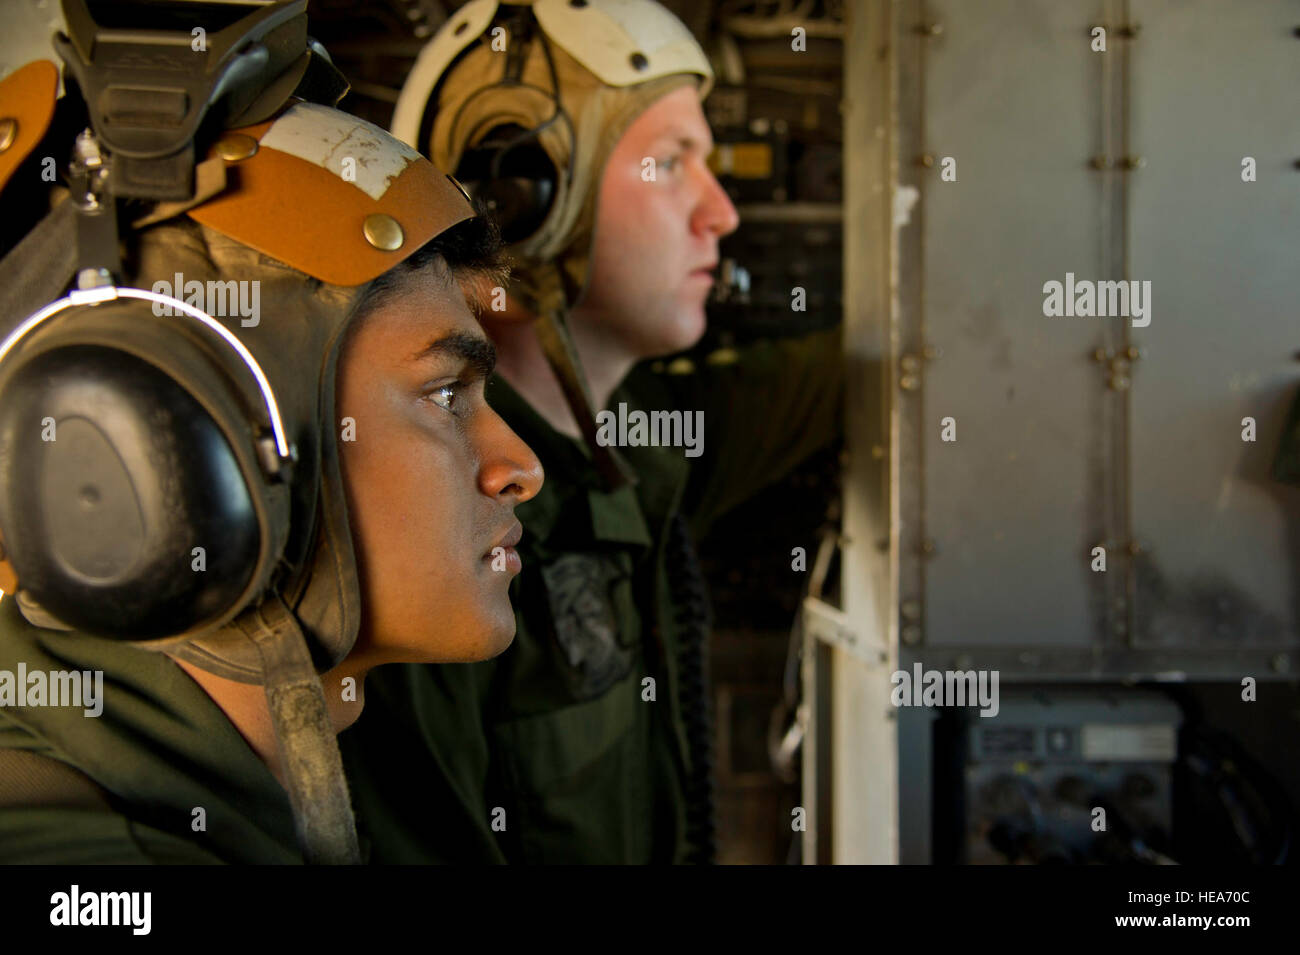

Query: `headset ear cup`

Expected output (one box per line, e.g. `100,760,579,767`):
0,345,264,640
474,175,555,245
455,125,558,244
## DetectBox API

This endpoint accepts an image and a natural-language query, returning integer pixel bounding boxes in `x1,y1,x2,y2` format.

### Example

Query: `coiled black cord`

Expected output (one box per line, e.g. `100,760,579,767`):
667,511,717,864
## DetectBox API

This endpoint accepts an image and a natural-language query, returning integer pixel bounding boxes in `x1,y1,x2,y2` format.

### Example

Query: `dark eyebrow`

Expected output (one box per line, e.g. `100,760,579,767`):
407,332,497,380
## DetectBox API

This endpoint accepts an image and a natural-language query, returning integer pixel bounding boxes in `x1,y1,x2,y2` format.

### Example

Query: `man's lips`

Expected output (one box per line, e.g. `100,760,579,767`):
484,521,524,575
487,520,523,555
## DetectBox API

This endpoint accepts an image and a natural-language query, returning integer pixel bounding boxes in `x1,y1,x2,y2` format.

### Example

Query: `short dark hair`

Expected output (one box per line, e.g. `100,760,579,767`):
352,202,509,320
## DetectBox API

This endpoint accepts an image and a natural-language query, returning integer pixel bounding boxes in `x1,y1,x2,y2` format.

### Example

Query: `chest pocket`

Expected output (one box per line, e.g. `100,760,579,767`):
492,669,650,863
539,551,637,701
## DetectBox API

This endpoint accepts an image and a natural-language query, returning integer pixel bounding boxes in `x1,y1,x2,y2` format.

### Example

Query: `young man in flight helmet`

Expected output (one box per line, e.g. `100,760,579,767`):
0,1,542,864
342,0,843,863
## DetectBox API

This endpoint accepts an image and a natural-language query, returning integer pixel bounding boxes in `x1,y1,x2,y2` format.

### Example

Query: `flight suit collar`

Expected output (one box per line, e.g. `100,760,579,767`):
485,373,690,550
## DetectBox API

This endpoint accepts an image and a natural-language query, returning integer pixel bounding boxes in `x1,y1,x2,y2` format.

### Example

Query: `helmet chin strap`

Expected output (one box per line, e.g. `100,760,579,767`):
231,594,361,865
519,262,636,490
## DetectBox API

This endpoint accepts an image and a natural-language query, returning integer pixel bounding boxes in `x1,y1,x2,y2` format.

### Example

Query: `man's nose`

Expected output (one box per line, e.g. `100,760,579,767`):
693,166,740,238
479,411,544,504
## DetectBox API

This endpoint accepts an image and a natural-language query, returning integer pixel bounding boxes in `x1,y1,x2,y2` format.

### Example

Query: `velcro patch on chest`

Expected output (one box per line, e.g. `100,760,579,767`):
541,553,633,699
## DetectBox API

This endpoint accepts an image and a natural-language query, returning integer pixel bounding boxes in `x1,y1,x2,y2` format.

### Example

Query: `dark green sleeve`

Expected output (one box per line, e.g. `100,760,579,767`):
0,808,225,864
673,327,843,535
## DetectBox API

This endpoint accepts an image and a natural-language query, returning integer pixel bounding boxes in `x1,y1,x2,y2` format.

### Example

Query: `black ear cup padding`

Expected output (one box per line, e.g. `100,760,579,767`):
0,345,261,639
473,175,555,245
455,124,558,245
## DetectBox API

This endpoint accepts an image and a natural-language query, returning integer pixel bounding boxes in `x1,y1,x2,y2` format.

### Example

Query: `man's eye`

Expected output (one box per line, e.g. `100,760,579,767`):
428,383,459,412
660,154,682,173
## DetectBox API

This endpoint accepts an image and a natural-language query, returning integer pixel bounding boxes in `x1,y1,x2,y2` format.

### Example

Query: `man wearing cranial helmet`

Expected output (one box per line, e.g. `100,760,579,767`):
0,1,542,864
342,0,843,864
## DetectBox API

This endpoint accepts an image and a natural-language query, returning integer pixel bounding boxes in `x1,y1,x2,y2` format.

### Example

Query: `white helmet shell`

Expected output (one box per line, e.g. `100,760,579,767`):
533,0,713,94
391,0,713,149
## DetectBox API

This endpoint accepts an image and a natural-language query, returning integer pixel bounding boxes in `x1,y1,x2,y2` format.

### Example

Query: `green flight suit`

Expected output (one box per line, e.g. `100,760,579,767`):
0,597,315,864
341,328,842,863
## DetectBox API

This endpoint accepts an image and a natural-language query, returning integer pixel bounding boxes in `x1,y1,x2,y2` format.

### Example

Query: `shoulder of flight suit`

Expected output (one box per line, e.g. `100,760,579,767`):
0,747,228,864
0,598,304,864
0,806,226,864
625,326,844,536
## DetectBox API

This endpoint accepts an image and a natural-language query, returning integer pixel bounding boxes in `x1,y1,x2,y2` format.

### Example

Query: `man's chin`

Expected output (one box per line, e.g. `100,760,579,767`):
478,595,519,658
653,303,708,355
407,605,516,663
482,618,518,659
